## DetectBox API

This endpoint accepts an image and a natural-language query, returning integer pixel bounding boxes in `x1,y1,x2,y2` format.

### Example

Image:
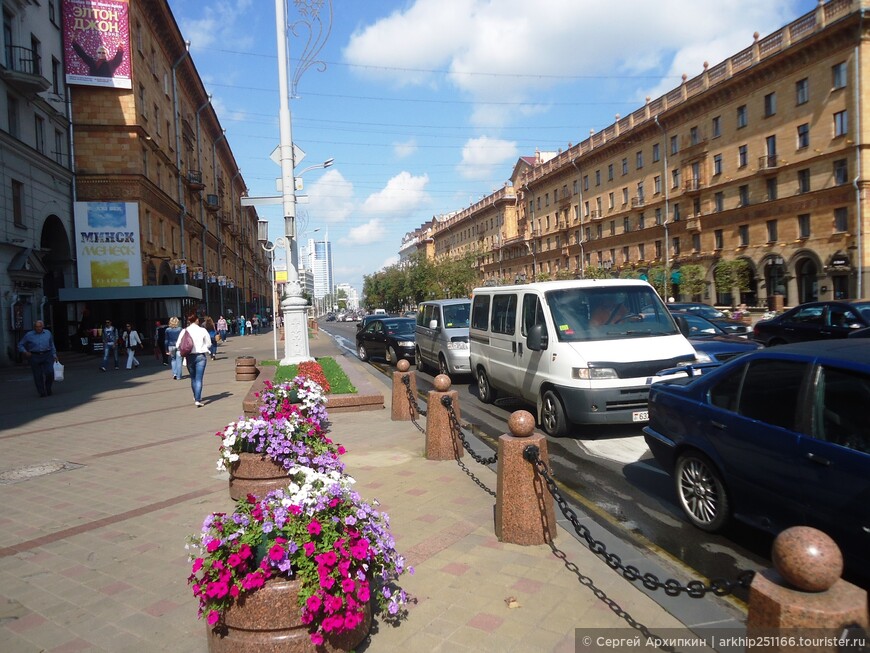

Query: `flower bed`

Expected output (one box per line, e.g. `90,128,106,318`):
189,468,411,645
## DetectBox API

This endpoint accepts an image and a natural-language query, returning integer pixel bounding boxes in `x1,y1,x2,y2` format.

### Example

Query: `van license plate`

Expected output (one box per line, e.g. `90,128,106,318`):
632,411,649,422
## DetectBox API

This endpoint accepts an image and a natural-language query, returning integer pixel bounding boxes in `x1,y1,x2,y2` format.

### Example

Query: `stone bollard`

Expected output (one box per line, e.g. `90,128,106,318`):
391,359,418,421
747,526,868,652
495,411,557,545
424,374,462,460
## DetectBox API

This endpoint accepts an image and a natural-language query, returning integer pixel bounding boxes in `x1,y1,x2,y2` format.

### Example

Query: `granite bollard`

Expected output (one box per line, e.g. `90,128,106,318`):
424,374,462,460
391,359,418,421
747,526,868,652
495,410,557,545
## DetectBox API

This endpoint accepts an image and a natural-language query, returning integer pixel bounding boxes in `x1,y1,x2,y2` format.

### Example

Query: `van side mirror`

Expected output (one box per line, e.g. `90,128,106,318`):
527,323,548,351
674,315,690,337
428,319,439,330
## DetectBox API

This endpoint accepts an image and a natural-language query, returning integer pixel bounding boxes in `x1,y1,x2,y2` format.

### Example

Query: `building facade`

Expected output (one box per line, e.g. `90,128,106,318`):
417,0,870,309
1,0,74,364
305,237,333,300
53,0,269,350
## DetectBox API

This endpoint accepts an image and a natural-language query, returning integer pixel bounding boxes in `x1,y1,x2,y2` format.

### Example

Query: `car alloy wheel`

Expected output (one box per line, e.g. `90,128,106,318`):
476,367,496,403
675,452,730,532
540,390,569,437
387,346,399,365
357,343,369,362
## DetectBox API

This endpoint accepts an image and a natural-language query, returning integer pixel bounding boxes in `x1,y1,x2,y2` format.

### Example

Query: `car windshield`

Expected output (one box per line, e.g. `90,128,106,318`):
545,286,679,342
853,302,870,321
442,303,470,328
384,320,415,336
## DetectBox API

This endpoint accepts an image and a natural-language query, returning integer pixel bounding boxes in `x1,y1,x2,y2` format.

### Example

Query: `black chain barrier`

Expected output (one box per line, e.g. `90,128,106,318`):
441,396,498,466
400,374,427,434
523,444,755,599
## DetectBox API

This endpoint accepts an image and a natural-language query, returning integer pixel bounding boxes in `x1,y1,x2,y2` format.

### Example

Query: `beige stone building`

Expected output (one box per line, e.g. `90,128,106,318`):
58,1,268,333
420,0,869,308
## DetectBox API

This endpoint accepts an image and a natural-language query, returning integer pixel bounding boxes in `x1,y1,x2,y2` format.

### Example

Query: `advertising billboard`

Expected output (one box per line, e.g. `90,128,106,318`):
74,202,143,287
62,0,132,89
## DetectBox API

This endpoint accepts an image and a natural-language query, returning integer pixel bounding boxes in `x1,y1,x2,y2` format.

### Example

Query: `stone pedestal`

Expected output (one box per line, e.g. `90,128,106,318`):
495,411,556,545
747,526,868,653
228,453,290,501
424,375,462,460
281,293,313,365
391,360,417,421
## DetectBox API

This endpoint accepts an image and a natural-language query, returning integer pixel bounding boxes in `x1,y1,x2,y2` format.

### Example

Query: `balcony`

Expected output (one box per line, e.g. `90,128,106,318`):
185,170,204,190
205,194,220,212
1,46,51,94
631,197,645,208
220,212,233,226
685,215,701,231
758,154,779,173
683,179,703,194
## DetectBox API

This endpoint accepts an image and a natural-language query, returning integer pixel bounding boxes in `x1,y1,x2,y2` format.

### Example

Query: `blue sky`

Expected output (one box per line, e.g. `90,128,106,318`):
166,0,818,295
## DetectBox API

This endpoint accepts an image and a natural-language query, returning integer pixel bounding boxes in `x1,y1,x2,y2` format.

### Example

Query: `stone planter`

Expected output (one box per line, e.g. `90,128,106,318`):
228,452,290,501
207,577,371,653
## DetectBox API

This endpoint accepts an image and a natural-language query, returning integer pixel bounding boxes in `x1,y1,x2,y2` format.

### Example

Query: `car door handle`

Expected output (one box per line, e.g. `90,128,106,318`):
805,452,832,466
512,342,517,354
710,420,726,430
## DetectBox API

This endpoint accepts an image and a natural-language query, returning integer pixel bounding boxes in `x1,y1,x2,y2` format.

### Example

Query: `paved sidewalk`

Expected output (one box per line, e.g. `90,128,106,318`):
0,330,742,652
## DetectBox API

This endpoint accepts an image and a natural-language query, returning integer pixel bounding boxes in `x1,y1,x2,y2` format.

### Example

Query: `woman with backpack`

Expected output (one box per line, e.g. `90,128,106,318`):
176,313,211,407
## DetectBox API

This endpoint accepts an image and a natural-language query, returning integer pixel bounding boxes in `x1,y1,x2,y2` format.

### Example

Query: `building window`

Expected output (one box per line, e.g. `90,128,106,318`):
583,175,589,191
671,168,680,189
712,115,721,138
652,143,660,163
834,159,848,185
608,192,614,209
766,220,778,243
672,237,680,256
714,229,723,250
622,245,630,262
798,168,811,193
655,240,662,259
638,213,646,229
738,224,749,246
763,92,776,117
714,192,724,212
52,57,61,94
54,129,64,165
12,179,24,227
673,203,681,221
655,208,662,225
796,77,808,105
832,61,847,89
798,213,811,239
638,243,645,260
690,126,699,145
736,104,747,128
654,175,661,195
609,220,615,236
622,158,628,175
623,217,630,233
796,123,809,149
146,209,153,243
692,233,701,252
637,181,644,203
766,177,777,201
572,180,578,195
713,153,722,176
738,144,748,168
545,192,550,207
34,116,45,153
595,170,601,186
607,164,614,181
622,187,628,205
738,185,749,207
139,84,147,118
670,135,678,155
49,0,57,24
636,151,643,169
834,207,848,232
7,94,19,139
160,219,166,248
834,110,848,137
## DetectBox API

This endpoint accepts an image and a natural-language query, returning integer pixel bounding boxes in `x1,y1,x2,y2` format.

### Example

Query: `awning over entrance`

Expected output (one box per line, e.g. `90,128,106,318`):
59,284,203,302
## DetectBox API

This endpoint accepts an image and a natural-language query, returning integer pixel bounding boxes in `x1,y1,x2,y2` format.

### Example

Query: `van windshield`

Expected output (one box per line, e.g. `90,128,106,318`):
545,286,678,342
442,303,470,328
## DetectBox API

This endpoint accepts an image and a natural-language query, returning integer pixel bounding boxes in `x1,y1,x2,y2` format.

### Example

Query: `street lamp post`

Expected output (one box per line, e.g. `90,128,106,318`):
258,220,280,360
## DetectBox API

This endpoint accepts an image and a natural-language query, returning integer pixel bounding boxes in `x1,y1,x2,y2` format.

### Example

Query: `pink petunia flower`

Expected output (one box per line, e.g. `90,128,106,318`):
307,519,322,536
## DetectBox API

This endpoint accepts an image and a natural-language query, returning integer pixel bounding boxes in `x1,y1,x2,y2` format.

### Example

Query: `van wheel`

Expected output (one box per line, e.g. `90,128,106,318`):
541,390,569,437
415,346,428,372
476,368,497,403
357,343,369,362
438,354,449,376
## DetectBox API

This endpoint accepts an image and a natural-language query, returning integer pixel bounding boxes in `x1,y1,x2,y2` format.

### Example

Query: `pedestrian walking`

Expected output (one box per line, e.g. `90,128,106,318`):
178,313,211,407
165,316,183,380
246,317,253,335
122,323,142,369
154,320,168,365
100,319,119,371
239,315,246,336
251,315,259,334
17,320,59,397
204,316,218,360
217,315,228,343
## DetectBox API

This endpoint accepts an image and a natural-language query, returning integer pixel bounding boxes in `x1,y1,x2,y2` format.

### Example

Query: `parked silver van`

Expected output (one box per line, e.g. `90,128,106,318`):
415,299,471,376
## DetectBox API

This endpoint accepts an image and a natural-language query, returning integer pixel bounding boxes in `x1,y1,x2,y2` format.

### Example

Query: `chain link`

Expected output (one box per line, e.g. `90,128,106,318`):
442,396,498,465
523,444,755,599
400,374,427,434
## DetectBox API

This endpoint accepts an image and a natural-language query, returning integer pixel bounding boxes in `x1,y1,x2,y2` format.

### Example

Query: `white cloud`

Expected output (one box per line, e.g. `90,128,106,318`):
176,0,256,51
393,139,418,158
379,255,400,270
306,170,356,224
343,219,386,246
361,171,430,217
458,137,518,181
344,0,807,126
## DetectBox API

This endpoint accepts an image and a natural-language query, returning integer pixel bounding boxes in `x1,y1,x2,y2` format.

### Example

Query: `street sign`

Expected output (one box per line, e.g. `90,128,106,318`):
270,144,306,166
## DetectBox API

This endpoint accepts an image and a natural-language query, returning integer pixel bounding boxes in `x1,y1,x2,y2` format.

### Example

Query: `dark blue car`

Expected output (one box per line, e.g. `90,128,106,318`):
643,341,870,575
678,313,762,365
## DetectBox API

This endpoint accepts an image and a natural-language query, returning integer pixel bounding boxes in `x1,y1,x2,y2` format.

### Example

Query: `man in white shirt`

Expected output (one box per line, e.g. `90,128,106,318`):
177,314,212,407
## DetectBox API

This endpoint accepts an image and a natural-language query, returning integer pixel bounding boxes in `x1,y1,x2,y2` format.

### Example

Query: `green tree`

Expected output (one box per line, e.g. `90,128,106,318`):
714,259,751,305
676,264,706,300
583,265,610,280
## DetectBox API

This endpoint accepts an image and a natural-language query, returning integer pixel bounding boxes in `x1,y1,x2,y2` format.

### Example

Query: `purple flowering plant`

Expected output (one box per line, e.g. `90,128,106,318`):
215,412,345,475
256,377,329,429
188,467,411,646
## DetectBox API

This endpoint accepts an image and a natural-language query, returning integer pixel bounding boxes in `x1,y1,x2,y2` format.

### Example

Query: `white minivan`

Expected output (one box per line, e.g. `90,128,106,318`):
415,299,471,376
469,279,697,435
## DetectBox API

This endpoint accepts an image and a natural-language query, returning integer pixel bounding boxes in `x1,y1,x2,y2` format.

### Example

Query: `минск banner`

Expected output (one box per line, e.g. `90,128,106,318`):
74,201,142,288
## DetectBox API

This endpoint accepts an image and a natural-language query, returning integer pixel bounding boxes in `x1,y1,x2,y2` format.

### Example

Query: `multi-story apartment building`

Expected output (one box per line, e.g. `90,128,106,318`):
305,237,333,300
0,0,74,364
49,0,268,354
416,0,868,309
